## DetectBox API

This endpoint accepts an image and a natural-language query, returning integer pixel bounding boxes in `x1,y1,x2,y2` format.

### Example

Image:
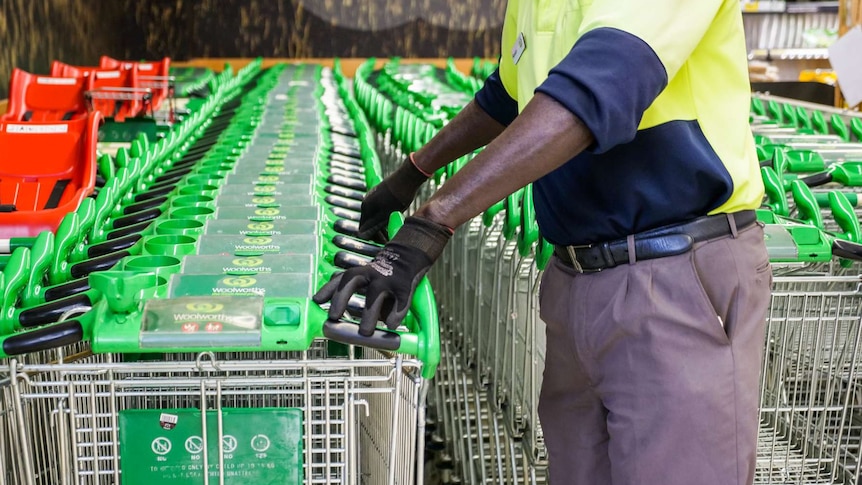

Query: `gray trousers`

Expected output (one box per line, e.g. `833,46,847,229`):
538,222,772,485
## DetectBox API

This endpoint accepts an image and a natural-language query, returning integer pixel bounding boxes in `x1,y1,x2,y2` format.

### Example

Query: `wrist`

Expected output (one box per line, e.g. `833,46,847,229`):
392,216,453,261
383,156,430,206
409,152,433,178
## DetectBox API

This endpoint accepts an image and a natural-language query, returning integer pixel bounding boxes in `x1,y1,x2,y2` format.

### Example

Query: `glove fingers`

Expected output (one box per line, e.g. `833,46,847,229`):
359,289,392,337
370,227,390,245
311,272,343,305
383,296,410,330
327,272,369,321
356,217,388,241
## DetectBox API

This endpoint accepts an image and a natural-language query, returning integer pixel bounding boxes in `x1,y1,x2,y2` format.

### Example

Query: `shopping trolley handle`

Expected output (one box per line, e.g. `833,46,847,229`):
832,238,862,261
0,320,84,358
322,319,401,351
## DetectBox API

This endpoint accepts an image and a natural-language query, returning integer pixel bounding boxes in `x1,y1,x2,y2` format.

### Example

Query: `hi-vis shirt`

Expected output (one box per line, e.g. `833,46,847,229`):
474,0,763,246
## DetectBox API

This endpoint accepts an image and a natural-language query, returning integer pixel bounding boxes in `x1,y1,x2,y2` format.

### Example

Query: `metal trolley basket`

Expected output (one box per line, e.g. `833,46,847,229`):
757,276,862,485
3,343,428,485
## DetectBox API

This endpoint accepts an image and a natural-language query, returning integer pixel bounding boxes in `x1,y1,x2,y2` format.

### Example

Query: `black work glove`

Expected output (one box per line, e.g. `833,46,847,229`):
357,156,430,241
314,216,452,336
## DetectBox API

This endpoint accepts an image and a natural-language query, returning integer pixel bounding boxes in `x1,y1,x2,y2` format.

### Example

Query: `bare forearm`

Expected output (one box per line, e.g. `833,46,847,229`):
414,93,595,229
412,100,507,173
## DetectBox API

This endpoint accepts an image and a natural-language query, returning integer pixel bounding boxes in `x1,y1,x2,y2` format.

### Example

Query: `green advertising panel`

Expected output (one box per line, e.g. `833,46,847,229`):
119,408,303,485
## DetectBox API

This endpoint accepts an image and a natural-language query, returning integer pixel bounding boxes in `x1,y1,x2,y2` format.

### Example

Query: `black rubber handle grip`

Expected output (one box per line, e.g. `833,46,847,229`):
106,220,153,240
18,293,93,328
323,320,400,351
167,158,201,173
181,142,217,158
334,251,372,269
333,219,360,237
149,169,195,191
70,250,129,278
123,196,168,215
330,207,361,222
328,169,365,183
801,172,834,187
327,175,366,192
112,207,161,229
3,320,84,356
832,239,862,261
328,124,357,137
155,168,193,185
134,185,175,203
331,145,361,159
44,277,90,301
330,153,364,166
325,185,365,201
332,235,382,257
328,161,364,175
325,195,363,212
177,148,208,163
87,234,141,258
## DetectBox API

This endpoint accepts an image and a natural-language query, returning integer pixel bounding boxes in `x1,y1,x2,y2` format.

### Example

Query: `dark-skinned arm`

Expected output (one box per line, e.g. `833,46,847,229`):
412,99,507,174
414,92,594,229
314,92,594,335
356,99,508,240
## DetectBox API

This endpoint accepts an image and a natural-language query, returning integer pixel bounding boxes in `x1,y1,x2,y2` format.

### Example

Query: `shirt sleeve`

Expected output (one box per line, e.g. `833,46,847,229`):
475,68,519,127
535,0,725,153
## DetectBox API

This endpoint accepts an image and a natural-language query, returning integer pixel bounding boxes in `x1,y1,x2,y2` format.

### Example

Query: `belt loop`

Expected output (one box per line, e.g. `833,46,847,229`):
566,246,584,273
726,213,738,239
626,234,636,265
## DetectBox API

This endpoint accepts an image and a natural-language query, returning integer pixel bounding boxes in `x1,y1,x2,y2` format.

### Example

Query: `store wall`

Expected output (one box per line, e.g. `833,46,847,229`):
1,0,505,99
0,0,127,99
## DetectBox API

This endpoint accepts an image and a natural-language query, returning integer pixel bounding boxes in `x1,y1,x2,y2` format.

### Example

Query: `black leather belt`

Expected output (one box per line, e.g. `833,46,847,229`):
553,210,757,272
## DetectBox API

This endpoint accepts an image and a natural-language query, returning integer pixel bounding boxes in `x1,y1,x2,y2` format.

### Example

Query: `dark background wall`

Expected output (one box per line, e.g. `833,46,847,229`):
1,0,506,99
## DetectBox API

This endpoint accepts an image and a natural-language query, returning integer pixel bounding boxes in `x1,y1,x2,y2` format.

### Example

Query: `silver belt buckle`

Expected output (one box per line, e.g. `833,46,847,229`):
565,244,592,273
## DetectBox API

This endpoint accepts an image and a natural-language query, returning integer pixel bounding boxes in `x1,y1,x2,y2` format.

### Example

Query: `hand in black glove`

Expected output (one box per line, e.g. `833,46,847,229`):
357,155,430,241
314,216,452,336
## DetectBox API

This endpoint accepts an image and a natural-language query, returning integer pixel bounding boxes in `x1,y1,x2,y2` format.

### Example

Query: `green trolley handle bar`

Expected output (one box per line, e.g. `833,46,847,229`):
802,163,862,188
761,166,789,217
321,213,440,379
15,290,98,331
828,191,862,243
0,319,87,358
517,184,539,257
789,180,824,229
482,200,506,227
323,320,400,351
503,188,524,240
832,238,862,261
814,191,861,208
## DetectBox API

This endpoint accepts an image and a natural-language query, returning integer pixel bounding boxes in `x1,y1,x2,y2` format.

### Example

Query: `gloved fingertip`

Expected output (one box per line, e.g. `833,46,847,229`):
357,324,375,337
371,229,389,245
384,310,407,330
311,274,342,304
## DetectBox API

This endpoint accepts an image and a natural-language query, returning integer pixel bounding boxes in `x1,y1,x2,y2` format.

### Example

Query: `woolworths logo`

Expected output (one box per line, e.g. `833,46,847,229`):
251,197,276,205
232,257,265,267
254,208,280,217
222,276,257,288
243,236,273,245
247,222,275,231
184,302,225,313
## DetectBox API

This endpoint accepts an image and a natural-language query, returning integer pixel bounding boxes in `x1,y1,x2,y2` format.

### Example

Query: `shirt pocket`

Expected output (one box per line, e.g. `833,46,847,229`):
551,0,593,62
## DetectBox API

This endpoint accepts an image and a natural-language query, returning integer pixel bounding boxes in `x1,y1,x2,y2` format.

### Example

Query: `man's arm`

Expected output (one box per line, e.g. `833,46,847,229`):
412,68,518,172
414,92,594,229
315,92,594,334
355,68,517,240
